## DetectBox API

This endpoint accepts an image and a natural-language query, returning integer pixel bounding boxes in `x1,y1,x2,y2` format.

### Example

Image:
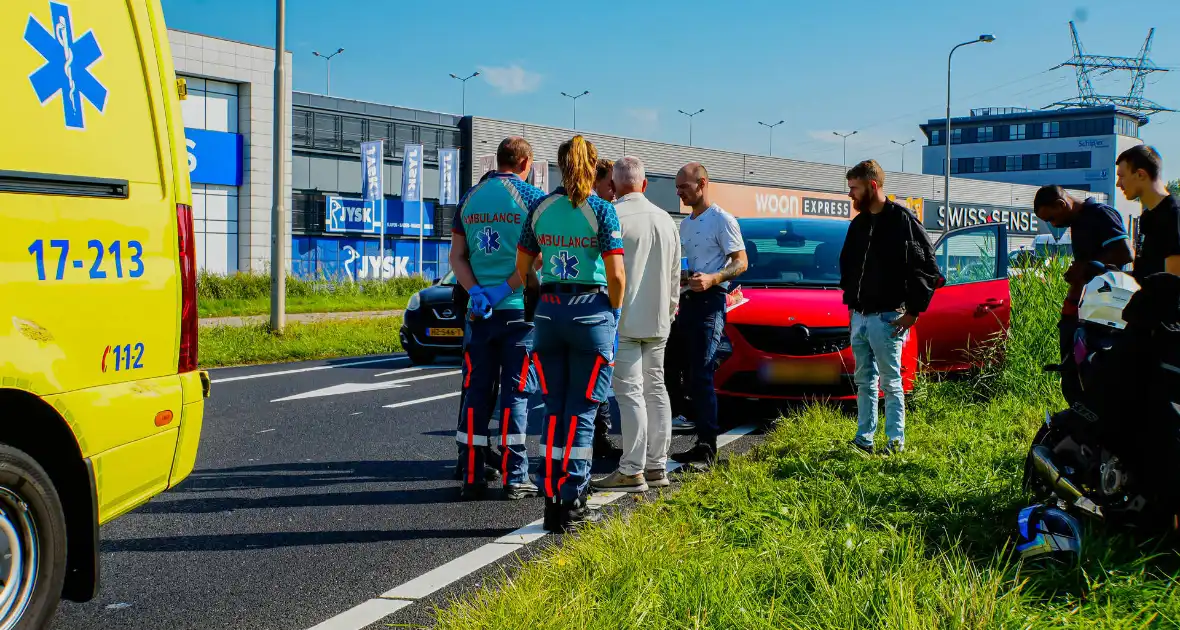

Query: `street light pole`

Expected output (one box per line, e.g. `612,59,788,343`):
891,138,916,172
270,0,288,332
449,71,480,116
311,48,344,96
678,109,705,146
758,120,785,156
946,34,996,216
833,130,858,167
561,90,590,129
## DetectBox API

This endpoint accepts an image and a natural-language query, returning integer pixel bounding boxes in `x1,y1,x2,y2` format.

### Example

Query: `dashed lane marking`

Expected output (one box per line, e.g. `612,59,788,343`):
303,423,759,629
383,391,462,409
211,356,406,384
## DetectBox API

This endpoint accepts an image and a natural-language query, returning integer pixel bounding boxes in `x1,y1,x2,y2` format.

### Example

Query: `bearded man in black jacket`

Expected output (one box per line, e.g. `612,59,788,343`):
838,159,941,456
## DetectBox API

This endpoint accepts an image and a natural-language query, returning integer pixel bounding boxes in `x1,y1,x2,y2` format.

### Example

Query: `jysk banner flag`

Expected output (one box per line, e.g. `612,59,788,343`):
531,160,549,193
438,148,460,205
361,140,384,202
402,144,424,203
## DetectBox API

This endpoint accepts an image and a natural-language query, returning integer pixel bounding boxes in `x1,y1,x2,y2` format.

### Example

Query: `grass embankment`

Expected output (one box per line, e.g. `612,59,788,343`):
199,316,404,368
433,262,1180,629
197,271,428,318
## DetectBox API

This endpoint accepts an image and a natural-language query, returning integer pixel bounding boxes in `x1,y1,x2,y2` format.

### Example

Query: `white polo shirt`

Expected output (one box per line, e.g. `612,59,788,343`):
679,204,745,282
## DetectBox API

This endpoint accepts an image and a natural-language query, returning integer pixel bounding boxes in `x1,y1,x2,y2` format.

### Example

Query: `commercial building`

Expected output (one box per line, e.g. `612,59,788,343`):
168,29,292,275
170,30,1103,280
919,105,1146,227
465,117,1100,248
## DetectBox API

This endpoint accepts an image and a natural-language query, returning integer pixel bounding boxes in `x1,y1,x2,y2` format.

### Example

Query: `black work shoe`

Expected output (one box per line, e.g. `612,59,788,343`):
848,439,875,457
556,498,602,532
484,463,502,483
542,498,562,532
459,482,487,501
670,442,717,465
503,481,540,501
593,434,624,459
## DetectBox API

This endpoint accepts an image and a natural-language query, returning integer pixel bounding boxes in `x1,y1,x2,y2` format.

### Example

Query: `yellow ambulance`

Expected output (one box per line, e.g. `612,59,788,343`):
0,0,207,625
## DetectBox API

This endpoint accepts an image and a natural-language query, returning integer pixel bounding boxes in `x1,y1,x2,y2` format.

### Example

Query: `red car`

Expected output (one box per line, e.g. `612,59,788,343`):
714,217,1012,401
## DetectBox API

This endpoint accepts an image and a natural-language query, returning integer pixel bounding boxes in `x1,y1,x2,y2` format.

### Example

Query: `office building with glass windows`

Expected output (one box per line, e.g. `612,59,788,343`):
919,106,1147,225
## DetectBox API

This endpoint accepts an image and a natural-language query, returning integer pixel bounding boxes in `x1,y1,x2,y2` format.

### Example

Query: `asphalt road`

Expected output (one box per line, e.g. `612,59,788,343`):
52,354,768,630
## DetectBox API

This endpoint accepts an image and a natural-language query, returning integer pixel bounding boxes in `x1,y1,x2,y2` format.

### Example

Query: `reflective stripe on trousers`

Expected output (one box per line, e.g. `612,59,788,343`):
455,309,536,486
532,290,616,501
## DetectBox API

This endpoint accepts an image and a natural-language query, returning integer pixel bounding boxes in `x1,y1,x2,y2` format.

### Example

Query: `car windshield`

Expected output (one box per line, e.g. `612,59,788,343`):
736,218,848,286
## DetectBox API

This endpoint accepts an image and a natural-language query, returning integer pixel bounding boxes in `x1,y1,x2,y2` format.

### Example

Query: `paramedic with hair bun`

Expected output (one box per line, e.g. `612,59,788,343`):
515,135,626,533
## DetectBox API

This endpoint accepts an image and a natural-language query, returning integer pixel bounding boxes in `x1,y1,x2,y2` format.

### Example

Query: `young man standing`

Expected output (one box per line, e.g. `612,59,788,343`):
592,157,681,491
1032,185,1133,373
670,162,747,465
1115,145,1180,280
839,160,940,456
449,136,546,500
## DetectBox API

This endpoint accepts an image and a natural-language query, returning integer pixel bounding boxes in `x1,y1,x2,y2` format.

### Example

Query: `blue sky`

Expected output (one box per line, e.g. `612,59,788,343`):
163,0,1179,180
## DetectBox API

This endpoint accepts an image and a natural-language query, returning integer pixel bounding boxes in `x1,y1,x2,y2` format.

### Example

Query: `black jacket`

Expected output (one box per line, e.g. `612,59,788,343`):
839,200,941,315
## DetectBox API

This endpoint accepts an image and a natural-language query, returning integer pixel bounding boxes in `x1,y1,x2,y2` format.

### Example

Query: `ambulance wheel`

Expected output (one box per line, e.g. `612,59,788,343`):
407,346,435,366
0,444,68,629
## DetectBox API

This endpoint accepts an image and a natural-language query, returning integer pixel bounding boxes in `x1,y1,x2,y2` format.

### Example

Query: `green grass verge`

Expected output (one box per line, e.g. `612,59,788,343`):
432,262,1180,629
198,316,403,368
197,271,429,318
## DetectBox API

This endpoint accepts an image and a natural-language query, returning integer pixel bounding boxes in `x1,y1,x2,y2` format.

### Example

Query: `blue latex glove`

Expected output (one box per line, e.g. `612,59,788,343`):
481,281,513,318
467,285,492,319
611,309,621,359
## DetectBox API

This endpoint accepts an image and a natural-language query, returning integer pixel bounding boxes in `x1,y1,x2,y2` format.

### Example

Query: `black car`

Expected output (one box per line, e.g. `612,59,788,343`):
400,271,467,365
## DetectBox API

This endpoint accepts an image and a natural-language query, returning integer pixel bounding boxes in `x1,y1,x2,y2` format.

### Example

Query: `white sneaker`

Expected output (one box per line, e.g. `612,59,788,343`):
671,415,696,432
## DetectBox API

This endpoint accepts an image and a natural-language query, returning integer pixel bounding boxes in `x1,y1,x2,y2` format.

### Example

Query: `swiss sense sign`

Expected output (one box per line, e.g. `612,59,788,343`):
683,181,926,223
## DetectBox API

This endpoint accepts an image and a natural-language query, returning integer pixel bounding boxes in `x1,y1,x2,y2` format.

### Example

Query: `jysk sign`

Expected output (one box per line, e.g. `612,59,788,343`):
922,200,1045,236
184,128,243,186
325,196,434,236
327,197,382,233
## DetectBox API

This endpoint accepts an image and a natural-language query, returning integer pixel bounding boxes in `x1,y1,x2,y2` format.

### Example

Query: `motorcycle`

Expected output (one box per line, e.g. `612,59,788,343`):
1017,271,1180,561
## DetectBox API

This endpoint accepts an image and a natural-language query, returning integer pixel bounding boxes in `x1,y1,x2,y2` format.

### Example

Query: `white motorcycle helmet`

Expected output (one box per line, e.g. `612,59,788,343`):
1078,271,1141,330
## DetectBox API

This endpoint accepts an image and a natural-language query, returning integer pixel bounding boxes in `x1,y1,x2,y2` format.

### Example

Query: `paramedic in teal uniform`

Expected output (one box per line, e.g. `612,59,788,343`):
450,136,547,501
516,135,626,532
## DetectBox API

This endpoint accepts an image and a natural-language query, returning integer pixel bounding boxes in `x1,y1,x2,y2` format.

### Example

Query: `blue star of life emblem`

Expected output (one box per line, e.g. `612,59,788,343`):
24,2,107,129
477,226,500,255
551,250,579,280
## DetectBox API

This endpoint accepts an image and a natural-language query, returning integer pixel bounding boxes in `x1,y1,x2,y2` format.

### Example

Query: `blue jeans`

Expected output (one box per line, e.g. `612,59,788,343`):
674,288,727,445
456,309,535,486
533,289,616,501
851,310,907,447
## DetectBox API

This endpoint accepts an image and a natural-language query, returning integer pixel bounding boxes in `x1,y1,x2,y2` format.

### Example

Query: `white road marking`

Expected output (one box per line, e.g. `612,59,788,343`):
303,424,759,630
305,598,413,630
211,356,406,384
371,367,424,378
271,371,461,403
257,429,275,434
383,391,462,409
380,543,522,600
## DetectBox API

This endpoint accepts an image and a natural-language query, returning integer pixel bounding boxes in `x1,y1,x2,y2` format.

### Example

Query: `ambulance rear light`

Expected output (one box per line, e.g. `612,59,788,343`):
177,203,198,372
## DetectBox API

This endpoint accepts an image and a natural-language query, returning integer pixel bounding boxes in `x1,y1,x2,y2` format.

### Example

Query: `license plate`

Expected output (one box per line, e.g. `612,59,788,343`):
427,328,464,338
759,359,841,385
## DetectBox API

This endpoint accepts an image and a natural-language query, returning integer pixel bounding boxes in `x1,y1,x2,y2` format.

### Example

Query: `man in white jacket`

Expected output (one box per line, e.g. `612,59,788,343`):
591,156,681,492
